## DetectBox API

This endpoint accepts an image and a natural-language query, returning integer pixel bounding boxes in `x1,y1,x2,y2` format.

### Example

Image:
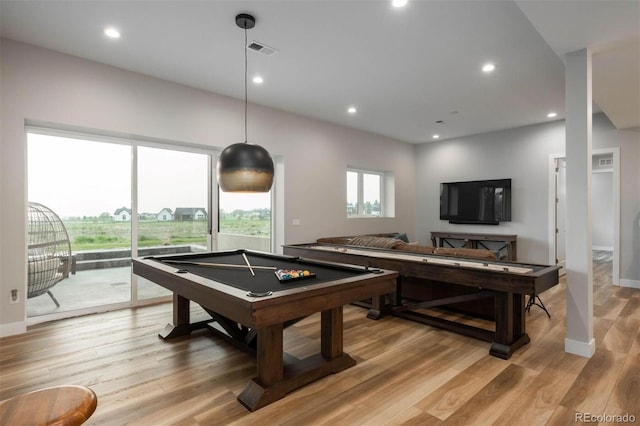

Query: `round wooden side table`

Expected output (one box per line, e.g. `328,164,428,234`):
0,385,97,426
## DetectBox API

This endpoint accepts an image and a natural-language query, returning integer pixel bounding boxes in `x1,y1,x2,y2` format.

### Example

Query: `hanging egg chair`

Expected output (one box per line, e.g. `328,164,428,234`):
27,202,73,307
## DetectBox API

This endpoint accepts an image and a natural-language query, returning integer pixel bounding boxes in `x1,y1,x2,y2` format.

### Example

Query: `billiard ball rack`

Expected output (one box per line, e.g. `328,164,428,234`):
274,269,316,282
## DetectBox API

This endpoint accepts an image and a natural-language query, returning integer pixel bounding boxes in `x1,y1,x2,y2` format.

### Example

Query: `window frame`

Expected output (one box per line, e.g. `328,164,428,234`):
347,167,386,218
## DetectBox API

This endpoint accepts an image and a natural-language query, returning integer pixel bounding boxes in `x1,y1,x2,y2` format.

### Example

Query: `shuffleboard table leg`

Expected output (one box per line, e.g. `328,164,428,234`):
492,291,513,359
513,293,527,337
367,295,382,320
491,292,530,359
366,294,392,320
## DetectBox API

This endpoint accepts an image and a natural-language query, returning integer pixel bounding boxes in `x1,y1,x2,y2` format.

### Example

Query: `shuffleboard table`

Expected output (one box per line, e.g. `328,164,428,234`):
132,249,397,411
283,243,560,359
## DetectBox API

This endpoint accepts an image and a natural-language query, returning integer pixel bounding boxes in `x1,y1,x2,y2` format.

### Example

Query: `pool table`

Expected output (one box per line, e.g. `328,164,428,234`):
283,243,561,359
132,249,397,411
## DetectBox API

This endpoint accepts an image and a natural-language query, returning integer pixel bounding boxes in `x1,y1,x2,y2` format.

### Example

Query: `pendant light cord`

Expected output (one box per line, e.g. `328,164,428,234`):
244,26,248,144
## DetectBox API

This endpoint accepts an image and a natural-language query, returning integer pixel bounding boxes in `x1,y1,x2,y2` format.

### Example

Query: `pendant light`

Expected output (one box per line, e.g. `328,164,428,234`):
216,13,274,193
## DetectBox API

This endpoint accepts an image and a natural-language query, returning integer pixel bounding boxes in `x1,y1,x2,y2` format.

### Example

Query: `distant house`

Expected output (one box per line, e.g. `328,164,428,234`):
138,212,157,221
174,207,207,221
157,208,173,221
114,207,131,222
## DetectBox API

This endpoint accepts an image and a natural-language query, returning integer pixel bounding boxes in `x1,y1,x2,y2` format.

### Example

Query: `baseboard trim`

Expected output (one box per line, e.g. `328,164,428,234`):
0,320,27,338
591,246,613,251
565,337,596,358
619,279,640,289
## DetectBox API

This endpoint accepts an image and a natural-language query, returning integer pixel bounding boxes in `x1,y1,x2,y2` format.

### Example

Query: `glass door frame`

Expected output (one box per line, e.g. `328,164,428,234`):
25,124,221,322
26,124,284,324
131,141,217,305
214,155,283,254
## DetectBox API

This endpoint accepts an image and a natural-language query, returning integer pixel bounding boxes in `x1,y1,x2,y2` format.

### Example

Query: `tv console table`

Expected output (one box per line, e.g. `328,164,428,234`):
431,231,518,261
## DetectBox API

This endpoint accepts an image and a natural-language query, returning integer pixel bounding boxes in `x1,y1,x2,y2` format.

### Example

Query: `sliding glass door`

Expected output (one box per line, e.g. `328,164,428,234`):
26,130,214,318
136,146,211,300
27,132,132,317
217,190,271,251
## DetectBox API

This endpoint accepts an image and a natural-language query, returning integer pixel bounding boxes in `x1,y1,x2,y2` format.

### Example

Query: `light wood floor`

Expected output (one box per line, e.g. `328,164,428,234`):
1,253,638,425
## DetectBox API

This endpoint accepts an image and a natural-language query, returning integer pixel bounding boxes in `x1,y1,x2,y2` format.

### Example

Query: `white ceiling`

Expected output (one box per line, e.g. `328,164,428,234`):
1,0,638,143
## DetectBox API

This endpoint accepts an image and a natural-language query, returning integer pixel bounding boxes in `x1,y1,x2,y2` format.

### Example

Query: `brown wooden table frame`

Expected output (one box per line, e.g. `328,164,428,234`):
430,231,518,261
283,244,559,359
133,251,397,411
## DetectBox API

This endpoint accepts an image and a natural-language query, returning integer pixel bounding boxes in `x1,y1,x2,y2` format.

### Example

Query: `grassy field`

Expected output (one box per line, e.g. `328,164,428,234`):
64,218,270,251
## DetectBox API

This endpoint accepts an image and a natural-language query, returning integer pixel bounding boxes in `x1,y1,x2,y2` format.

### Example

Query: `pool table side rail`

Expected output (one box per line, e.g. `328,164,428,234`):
133,257,256,325
145,248,394,274
133,251,397,303
132,256,398,328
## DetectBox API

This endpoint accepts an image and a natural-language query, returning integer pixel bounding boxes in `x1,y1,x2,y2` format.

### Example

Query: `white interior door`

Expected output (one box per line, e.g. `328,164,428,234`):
550,150,619,284
555,158,567,274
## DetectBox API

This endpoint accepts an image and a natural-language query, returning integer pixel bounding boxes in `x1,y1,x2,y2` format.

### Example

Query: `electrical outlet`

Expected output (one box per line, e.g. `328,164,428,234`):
10,289,20,304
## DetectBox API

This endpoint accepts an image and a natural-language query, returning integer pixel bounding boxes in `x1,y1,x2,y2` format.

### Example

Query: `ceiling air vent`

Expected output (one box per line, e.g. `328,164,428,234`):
247,40,278,56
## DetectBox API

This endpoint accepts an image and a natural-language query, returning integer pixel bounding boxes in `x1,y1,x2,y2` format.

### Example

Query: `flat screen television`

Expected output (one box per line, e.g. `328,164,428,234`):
440,178,511,225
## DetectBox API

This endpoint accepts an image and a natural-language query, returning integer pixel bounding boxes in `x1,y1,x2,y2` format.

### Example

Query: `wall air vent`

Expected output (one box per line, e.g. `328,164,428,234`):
599,158,613,167
247,40,278,56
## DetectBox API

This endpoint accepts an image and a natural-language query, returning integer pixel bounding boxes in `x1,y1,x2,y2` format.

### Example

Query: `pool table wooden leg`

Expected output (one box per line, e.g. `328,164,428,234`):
237,307,356,411
158,293,210,339
174,293,190,326
321,307,343,357
257,323,284,385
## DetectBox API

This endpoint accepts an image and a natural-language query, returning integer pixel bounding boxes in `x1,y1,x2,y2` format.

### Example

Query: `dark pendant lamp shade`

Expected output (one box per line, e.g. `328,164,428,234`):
217,142,274,192
217,13,274,193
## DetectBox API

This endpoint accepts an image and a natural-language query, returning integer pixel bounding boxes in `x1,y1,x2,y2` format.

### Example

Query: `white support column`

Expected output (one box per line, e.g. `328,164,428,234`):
564,48,595,358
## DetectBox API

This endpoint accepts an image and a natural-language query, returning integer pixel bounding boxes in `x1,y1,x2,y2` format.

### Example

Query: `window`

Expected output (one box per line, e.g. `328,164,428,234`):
347,168,393,217
217,190,272,252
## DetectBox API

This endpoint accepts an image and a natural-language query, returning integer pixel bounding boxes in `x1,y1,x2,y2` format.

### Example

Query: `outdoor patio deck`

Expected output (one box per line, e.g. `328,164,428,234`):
27,266,170,318
27,237,269,319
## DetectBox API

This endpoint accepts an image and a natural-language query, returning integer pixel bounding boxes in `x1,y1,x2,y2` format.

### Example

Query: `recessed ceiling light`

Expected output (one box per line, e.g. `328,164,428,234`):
347,106,357,114
104,27,121,39
252,76,264,84
482,63,496,73
392,0,408,8
432,134,440,139
547,112,557,118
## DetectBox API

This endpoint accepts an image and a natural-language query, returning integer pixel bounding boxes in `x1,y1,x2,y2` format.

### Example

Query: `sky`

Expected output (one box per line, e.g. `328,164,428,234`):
347,170,381,205
27,133,270,218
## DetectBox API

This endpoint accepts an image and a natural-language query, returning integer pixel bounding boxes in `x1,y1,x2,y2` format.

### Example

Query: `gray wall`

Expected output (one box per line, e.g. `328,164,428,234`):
416,114,639,282
0,40,417,334
416,120,565,263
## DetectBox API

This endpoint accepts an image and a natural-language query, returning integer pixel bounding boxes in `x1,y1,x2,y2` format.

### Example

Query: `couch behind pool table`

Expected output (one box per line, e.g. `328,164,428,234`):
132,249,397,411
